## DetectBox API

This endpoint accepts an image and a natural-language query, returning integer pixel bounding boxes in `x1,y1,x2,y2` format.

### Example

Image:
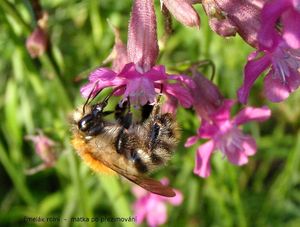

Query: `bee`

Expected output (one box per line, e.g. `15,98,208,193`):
71,89,180,197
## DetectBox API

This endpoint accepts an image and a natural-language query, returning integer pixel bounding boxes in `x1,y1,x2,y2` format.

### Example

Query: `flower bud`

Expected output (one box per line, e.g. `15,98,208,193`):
127,0,159,72
26,26,47,58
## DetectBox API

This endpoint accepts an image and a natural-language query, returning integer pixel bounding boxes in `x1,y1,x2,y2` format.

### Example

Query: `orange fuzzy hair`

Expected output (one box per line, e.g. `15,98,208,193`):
71,133,115,175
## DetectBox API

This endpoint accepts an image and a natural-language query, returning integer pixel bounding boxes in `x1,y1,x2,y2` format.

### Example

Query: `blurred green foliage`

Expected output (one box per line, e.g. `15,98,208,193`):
0,1,300,227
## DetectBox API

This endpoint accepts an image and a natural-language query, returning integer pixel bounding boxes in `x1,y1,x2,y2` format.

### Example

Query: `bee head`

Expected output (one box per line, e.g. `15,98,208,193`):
78,101,108,132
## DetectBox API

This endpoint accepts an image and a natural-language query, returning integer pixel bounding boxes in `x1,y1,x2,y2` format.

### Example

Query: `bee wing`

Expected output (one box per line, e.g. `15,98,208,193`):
100,159,176,197
122,173,176,197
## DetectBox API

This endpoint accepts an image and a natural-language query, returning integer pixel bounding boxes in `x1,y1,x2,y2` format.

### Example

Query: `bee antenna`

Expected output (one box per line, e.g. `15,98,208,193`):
82,85,125,115
82,82,101,115
101,85,126,107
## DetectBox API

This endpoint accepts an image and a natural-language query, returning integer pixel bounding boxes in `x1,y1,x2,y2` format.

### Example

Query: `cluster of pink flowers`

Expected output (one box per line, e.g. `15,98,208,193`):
238,0,300,103
74,0,300,225
21,0,299,225
25,131,56,175
22,0,299,225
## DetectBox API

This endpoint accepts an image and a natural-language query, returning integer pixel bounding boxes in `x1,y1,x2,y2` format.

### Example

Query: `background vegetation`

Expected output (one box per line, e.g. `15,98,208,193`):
1,1,300,226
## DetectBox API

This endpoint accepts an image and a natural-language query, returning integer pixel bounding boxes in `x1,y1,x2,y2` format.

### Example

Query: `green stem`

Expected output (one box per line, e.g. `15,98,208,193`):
98,175,135,227
0,142,36,206
66,144,93,224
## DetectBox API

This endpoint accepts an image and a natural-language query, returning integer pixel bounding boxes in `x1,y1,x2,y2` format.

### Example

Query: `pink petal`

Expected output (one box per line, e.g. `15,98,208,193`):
292,0,300,9
118,62,140,79
226,148,248,166
166,189,183,205
238,52,271,104
193,141,215,178
286,69,300,92
225,146,249,166
184,135,199,147
162,95,178,114
259,0,290,49
80,83,96,98
216,0,264,47
80,68,123,98
242,135,257,156
146,200,167,227
162,0,200,27
164,83,193,108
145,65,168,81
89,68,117,82
168,74,196,89
160,178,169,186
282,9,300,49
264,71,291,102
233,106,271,125
80,77,124,98
133,198,148,224
201,0,237,37
191,72,224,121
127,0,159,72
208,18,237,37
124,77,156,106
211,99,235,122
198,121,218,139
132,185,148,199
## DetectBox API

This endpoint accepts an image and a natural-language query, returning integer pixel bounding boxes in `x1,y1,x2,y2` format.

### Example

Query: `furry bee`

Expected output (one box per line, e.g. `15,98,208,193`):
71,90,180,197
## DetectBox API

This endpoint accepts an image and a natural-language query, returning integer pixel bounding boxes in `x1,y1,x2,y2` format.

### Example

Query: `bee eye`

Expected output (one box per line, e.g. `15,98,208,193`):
78,114,94,131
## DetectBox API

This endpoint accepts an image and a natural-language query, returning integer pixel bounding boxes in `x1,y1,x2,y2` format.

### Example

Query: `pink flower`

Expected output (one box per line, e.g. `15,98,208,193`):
161,0,200,27
26,26,47,58
25,132,56,174
128,0,159,72
185,100,271,178
259,0,300,49
120,63,167,105
189,70,224,121
238,38,300,103
201,0,237,37
132,179,183,227
81,63,194,107
81,0,194,108
161,95,178,114
201,0,268,48
238,0,300,103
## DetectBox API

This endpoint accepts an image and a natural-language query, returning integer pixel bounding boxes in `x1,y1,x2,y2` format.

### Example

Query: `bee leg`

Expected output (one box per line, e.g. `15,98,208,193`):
115,98,133,128
122,112,132,129
141,103,154,122
141,91,163,122
115,100,129,123
115,112,132,153
102,110,114,116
